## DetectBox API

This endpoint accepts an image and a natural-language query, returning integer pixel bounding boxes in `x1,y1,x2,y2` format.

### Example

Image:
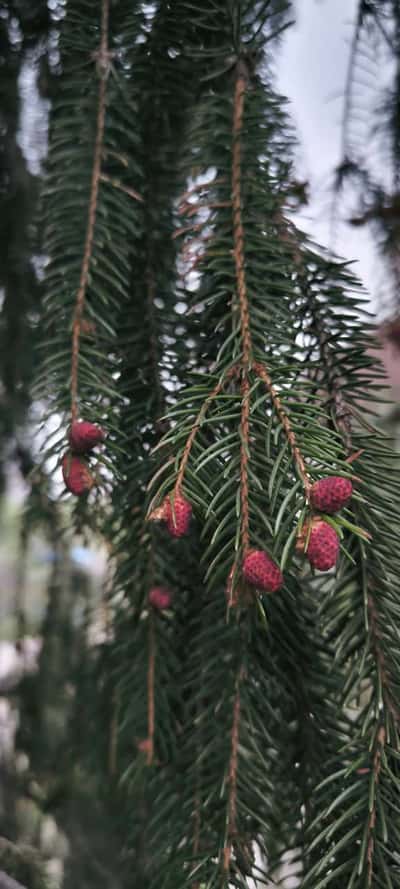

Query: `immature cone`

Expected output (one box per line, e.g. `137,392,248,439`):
62,453,94,496
164,493,192,538
306,521,339,571
148,587,172,611
69,419,106,454
310,476,353,514
242,549,283,593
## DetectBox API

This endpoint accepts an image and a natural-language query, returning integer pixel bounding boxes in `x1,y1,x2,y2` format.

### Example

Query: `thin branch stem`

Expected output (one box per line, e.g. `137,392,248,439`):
178,176,227,205
173,366,238,495
312,310,353,452
239,376,251,556
366,724,386,888
99,172,143,203
223,665,245,874
147,613,155,766
232,62,252,366
253,361,311,499
70,0,110,421
179,199,232,218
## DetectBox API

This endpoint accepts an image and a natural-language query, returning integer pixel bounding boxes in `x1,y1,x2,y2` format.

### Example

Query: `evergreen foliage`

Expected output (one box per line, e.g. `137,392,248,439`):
2,2,400,889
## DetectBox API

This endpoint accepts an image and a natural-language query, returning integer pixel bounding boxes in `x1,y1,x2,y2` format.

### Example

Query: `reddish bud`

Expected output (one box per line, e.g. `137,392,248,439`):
69,420,106,454
148,587,172,611
242,549,283,593
62,453,94,496
163,493,192,538
306,521,339,571
310,476,353,515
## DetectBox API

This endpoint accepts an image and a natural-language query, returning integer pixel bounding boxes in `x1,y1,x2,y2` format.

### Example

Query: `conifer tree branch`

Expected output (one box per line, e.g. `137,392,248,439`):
70,0,110,422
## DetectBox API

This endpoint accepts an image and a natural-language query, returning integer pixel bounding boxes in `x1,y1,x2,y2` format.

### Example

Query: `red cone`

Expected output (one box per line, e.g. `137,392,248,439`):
242,549,283,593
148,587,173,611
62,453,94,496
164,494,192,538
310,476,353,514
307,521,339,571
69,420,105,454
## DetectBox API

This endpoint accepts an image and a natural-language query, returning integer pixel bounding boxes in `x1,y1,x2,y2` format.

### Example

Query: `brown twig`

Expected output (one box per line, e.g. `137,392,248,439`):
223,665,245,873
146,612,155,766
232,62,252,367
173,366,238,496
70,0,110,422
179,199,232,218
239,376,251,557
178,176,228,205
99,172,143,203
366,724,386,887
230,60,254,582
173,221,208,240
253,361,312,499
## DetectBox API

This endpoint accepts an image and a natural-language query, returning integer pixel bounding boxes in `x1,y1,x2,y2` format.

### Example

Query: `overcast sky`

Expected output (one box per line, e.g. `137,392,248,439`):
277,0,377,306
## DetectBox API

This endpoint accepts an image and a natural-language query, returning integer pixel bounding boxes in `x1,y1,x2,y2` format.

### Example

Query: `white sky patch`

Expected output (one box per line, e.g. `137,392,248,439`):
276,0,378,308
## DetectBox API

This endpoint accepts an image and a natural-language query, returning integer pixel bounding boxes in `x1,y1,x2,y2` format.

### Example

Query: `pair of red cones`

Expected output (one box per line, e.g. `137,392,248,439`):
62,420,105,495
